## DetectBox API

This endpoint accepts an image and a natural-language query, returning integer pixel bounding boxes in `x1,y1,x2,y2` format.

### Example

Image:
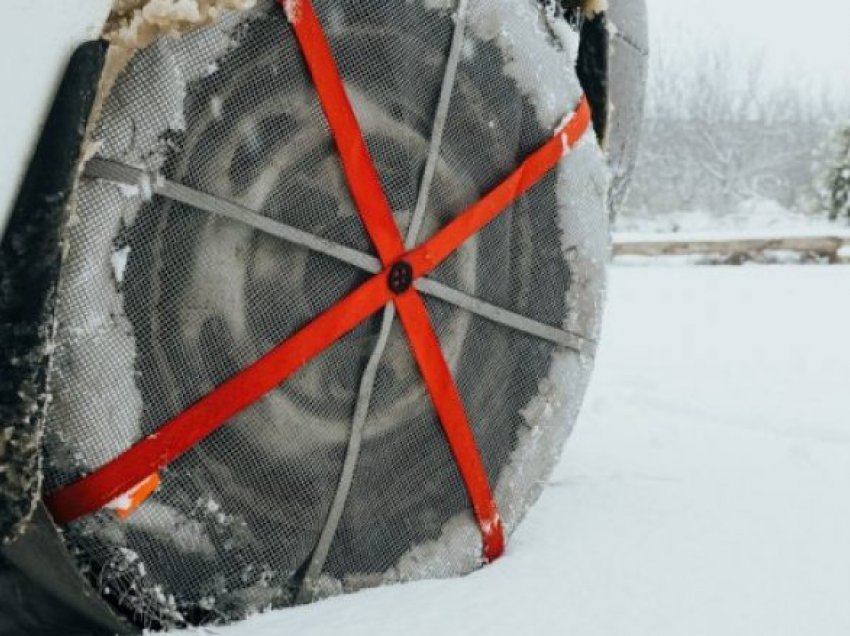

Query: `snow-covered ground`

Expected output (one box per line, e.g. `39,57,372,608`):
191,265,850,636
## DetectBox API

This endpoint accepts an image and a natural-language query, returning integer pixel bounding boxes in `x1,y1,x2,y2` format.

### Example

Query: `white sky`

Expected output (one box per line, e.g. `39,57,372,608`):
646,0,850,100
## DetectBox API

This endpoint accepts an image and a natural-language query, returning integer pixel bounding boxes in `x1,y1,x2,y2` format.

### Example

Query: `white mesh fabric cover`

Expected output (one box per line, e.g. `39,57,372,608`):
42,0,608,627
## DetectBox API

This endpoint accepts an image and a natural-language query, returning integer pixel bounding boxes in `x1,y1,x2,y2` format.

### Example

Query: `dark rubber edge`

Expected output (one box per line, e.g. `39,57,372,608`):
576,11,610,143
0,40,106,536
0,39,139,635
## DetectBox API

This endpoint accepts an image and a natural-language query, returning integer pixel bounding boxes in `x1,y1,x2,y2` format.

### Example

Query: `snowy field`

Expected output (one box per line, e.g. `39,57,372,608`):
198,265,850,636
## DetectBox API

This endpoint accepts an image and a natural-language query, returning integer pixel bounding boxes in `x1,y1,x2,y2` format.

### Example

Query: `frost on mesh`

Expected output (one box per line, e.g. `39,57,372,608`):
425,0,582,129
0,401,43,544
106,0,258,50
496,133,609,535
41,0,607,627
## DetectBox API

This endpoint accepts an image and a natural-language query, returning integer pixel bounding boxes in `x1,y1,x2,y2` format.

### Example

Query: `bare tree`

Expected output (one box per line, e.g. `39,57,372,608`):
622,34,843,221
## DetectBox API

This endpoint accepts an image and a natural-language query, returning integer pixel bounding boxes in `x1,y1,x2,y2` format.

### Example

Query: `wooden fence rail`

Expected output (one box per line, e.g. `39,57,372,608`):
612,232,850,263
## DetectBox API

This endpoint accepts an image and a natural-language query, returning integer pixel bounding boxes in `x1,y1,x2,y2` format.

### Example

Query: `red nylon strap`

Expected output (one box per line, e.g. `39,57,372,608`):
45,0,591,564
287,0,405,264
288,0,503,559
395,291,505,560
407,97,591,279
44,273,392,524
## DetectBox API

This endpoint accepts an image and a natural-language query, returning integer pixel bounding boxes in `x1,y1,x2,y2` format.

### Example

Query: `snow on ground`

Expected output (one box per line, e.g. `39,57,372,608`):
186,265,850,636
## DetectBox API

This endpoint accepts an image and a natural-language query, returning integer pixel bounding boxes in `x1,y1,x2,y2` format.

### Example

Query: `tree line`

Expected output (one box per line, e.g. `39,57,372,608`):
620,38,850,223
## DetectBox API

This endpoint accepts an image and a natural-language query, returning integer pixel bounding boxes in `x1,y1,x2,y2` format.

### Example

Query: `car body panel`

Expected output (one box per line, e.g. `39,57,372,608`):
0,0,111,234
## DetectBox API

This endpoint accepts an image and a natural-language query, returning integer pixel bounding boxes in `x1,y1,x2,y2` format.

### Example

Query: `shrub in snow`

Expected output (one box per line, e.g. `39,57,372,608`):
814,124,850,222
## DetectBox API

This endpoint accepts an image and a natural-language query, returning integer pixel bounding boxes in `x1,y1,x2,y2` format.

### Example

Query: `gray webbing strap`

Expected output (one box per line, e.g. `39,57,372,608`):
297,0,471,599
295,303,396,603
416,278,591,353
84,157,382,274
405,0,469,249
84,155,592,352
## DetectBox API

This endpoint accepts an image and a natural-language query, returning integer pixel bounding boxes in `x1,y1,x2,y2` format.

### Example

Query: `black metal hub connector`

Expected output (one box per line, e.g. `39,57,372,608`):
387,261,414,294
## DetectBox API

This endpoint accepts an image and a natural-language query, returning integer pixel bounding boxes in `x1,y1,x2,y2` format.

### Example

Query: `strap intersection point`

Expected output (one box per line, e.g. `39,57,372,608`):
45,0,592,569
